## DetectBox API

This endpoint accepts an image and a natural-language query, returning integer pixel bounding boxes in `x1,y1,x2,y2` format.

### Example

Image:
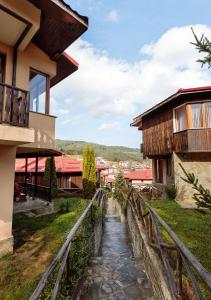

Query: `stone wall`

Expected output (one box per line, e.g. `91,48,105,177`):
173,152,211,208
116,200,173,300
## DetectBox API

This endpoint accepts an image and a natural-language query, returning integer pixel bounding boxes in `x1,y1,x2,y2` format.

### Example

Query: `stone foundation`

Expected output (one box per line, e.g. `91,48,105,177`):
0,236,13,258
174,152,211,208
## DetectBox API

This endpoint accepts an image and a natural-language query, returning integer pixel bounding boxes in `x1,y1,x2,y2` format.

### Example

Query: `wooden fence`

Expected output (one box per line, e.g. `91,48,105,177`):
122,187,211,300
30,188,105,300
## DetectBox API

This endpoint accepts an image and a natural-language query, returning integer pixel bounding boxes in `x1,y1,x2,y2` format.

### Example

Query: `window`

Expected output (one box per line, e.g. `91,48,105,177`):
174,101,211,132
64,176,71,189
175,106,187,132
191,103,203,128
205,102,211,128
29,69,49,114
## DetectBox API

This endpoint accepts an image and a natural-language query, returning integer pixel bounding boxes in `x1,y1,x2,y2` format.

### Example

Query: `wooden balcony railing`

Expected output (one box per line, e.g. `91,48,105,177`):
0,82,29,127
174,129,211,153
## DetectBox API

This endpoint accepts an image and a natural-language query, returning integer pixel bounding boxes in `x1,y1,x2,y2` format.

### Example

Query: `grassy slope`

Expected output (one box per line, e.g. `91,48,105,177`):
56,139,143,162
151,200,211,298
0,198,88,300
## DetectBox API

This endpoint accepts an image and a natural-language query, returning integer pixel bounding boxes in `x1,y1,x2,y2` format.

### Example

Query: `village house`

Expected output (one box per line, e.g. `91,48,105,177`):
132,86,211,207
124,169,152,186
15,156,107,192
0,0,88,257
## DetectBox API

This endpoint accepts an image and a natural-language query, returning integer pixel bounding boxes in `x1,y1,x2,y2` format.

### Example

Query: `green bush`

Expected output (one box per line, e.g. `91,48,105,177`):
57,199,72,213
164,184,177,200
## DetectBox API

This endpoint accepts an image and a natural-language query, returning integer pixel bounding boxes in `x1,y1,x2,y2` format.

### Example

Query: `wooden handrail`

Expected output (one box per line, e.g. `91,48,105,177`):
0,82,28,93
120,187,211,299
30,188,104,300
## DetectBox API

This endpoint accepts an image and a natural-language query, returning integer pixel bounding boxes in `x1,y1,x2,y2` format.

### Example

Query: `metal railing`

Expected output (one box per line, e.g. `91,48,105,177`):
30,188,105,300
0,82,29,127
122,187,211,300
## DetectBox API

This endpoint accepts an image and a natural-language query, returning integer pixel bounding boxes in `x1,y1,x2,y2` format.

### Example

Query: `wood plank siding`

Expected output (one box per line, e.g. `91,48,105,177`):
143,115,211,155
142,109,174,157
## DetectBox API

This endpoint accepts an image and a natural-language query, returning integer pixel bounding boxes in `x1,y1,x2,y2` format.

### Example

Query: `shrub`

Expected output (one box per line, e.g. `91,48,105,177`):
58,199,72,213
164,184,177,200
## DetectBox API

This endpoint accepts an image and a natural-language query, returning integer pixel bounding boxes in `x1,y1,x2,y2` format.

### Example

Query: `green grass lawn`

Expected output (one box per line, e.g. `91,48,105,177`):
0,197,88,300
151,200,211,298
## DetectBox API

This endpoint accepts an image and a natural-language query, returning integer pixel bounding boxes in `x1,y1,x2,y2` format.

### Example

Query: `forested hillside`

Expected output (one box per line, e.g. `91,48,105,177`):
56,139,143,162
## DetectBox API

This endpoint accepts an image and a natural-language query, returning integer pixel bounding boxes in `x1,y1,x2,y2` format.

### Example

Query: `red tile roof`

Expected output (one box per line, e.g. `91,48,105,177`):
16,156,107,173
124,169,152,181
178,86,211,92
132,85,211,127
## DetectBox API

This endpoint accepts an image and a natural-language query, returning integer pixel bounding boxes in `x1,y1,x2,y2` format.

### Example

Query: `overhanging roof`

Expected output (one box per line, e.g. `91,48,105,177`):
16,149,62,158
50,52,79,87
131,86,211,128
28,0,88,59
28,0,88,86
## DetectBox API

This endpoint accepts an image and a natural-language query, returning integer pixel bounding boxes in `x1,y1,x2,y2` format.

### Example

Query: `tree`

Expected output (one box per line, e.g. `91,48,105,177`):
114,171,126,199
179,163,211,210
82,147,96,199
44,157,58,198
191,27,211,68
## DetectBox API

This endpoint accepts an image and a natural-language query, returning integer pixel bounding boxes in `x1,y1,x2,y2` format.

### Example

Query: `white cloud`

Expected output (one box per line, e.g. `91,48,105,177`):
51,24,211,120
99,121,120,130
105,9,119,23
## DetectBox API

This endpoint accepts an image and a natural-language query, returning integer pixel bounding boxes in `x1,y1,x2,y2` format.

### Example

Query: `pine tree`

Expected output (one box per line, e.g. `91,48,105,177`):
179,163,211,210
191,27,211,68
44,157,58,198
82,147,96,199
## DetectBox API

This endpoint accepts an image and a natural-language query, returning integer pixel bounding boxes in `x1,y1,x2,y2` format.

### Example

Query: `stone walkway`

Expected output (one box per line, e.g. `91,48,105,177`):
80,198,154,300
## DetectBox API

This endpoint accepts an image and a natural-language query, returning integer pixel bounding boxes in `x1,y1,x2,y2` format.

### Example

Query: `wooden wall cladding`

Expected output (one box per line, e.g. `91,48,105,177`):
142,109,174,156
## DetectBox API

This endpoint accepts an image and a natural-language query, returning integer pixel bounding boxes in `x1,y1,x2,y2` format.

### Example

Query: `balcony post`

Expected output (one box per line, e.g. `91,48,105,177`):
48,156,53,202
34,156,38,199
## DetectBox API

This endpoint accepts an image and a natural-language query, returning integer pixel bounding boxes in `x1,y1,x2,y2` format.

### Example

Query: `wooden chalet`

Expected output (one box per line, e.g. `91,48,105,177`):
132,86,211,207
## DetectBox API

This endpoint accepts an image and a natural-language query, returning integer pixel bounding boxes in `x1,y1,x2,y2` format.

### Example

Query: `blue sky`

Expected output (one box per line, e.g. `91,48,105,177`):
51,0,211,148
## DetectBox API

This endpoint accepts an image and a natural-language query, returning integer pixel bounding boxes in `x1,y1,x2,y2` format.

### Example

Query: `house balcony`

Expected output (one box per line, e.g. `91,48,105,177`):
0,82,29,127
174,129,211,153
0,82,34,145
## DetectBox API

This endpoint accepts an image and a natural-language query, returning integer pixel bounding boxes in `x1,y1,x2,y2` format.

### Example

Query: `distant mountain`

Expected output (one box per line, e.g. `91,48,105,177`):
56,139,143,162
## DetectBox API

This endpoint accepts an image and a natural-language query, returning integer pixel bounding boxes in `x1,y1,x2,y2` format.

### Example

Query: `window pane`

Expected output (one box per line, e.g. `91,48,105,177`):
175,106,187,131
191,104,202,128
205,102,211,128
29,70,46,114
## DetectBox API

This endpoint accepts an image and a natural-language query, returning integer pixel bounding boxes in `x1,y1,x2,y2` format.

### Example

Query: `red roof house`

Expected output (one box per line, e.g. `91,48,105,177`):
15,156,107,190
124,169,152,184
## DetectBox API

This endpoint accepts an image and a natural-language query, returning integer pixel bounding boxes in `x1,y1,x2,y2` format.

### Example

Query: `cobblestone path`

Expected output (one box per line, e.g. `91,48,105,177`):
80,198,154,300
